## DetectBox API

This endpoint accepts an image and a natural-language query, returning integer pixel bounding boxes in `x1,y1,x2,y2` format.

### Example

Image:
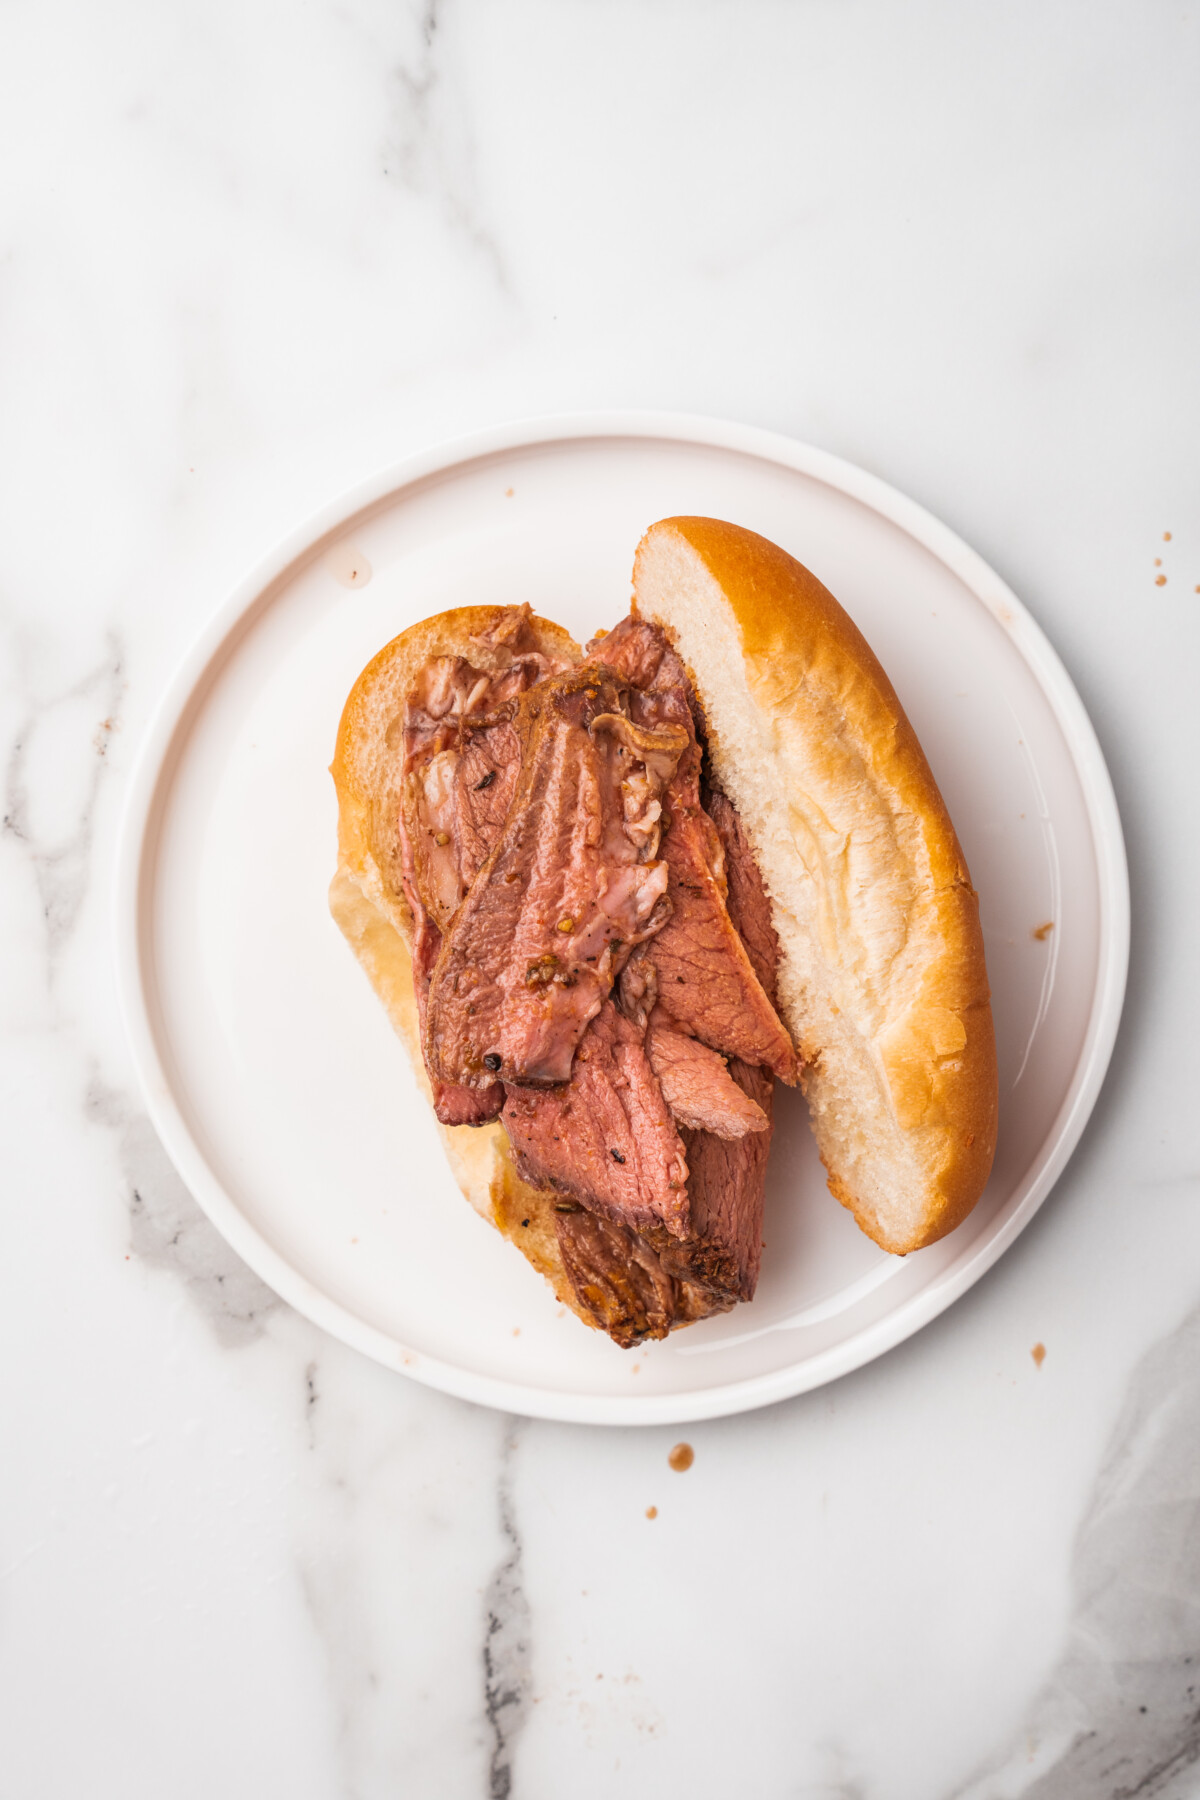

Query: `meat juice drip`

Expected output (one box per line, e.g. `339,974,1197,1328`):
668,1442,694,1472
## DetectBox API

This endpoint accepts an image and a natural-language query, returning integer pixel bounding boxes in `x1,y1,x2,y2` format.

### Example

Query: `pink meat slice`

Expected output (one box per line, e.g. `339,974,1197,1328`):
425,668,687,1089
704,784,786,1003
592,619,796,1082
401,660,537,930
551,1206,732,1347
647,1058,775,1303
645,1017,769,1138
401,828,503,1127
396,623,560,1125
502,1002,690,1239
397,613,789,1330
647,765,795,1080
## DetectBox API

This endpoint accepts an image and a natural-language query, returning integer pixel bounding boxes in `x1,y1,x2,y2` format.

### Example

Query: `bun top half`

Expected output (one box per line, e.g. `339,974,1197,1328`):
632,517,998,1252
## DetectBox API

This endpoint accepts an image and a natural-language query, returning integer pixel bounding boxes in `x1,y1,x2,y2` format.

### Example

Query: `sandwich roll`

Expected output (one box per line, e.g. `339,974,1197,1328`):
329,523,998,1348
632,517,997,1253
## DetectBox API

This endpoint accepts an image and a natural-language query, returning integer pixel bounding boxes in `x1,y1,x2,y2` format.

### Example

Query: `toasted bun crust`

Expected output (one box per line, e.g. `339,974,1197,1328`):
329,608,594,1327
632,517,998,1253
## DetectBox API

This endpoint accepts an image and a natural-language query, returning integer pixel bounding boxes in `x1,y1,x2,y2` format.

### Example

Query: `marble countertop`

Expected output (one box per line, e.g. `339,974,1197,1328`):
2,4,1198,1795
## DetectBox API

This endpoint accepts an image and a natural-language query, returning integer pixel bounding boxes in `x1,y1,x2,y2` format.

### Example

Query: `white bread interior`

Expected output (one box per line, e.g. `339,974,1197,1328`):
632,517,997,1253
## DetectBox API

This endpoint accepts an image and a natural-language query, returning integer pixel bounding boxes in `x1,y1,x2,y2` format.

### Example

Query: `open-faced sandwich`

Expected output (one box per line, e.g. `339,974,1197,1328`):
330,517,998,1346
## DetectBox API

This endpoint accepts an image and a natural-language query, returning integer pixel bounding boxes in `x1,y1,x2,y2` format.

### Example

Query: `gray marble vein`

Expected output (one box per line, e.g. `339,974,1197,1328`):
483,1418,531,1800
288,1352,515,1800
383,0,511,293
86,1077,281,1344
391,0,441,181
955,1283,1200,1799
305,1358,320,1447
2,634,124,974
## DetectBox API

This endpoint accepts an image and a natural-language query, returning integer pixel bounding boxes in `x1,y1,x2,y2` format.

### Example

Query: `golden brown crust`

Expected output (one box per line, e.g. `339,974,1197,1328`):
635,518,998,1252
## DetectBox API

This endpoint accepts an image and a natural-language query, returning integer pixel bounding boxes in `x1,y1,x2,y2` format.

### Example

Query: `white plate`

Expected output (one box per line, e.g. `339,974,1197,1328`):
116,414,1128,1425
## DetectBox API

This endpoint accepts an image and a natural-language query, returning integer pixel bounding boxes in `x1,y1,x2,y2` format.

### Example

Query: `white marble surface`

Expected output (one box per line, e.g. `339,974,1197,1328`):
1,4,1198,1795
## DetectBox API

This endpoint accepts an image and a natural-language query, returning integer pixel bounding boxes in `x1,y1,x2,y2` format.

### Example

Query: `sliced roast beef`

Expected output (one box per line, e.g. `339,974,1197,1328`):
552,1205,733,1347
646,1059,774,1302
551,1205,676,1345
704,784,784,1002
646,749,795,1080
396,616,566,1125
640,784,784,1298
399,816,503,1125
645,784,784,1300
398,612,791,1337
431,1072,503,1126
425,668,688,1089
451,723,525,887
493,620,787,1322
586,615,680,699
503,1002,770,1306
645,1017,769,1138
592,620,795,1082
502,1001,690,1238
401,655,541,928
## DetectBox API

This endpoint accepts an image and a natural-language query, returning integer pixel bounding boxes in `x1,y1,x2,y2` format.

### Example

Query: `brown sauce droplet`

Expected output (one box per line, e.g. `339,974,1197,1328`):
326,543,372,588
1032,1342,1046,1368
1032,921,1054,941
645,1505,658,1519
1164,531,1173,541
668,1442,694,1472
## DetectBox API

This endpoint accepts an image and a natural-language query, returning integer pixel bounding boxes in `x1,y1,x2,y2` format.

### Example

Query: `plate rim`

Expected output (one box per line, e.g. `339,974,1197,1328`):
113,409,1130,1425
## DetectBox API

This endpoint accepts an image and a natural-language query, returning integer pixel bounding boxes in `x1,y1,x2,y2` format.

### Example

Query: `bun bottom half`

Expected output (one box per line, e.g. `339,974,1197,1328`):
328,867,592,1324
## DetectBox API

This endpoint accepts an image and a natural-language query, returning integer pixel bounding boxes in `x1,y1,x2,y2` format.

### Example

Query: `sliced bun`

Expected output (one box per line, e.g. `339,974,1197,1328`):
329,607,594,1326
632,517,998,1253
